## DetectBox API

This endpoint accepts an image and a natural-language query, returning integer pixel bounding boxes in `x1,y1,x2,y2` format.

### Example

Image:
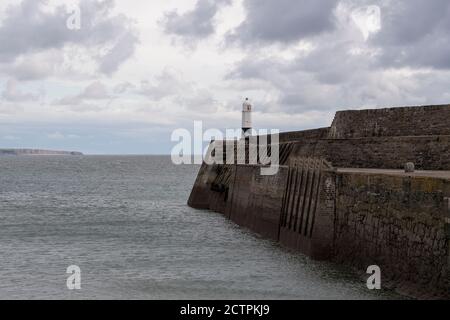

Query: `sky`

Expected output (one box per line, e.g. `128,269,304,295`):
0,0,450,154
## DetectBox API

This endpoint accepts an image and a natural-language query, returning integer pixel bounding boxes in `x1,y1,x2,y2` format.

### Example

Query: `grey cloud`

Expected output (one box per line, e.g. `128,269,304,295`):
295,41,375,85
226,57,329,112
0,0,67,62
56,81,110,106
138,70,190,101
226,0,450,116
228,0,450,69
138,69,219,113
227,48,450,115
0,103,24,115
2,79,39,102
81,82,110,100
114,82,135,94
370,0,450,69
0,0,138,76
228,0,338,45
162,0,231,41
98,27,140,75
0,50,63,81
374,0,449,46
226,57,285,80
174,89,219,113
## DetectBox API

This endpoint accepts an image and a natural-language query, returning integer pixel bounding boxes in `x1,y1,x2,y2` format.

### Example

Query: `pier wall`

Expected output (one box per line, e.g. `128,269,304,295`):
329,104,450,139
276,128,329,143
226,165,287,240
188,104,450,298
189,162,450,298
278,159,335,260
334,172,450,298
188,161,450,298
288,136,450,170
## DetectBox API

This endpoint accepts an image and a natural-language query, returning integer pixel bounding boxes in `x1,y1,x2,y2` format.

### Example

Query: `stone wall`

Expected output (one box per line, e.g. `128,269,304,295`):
278,158,335,259
329,104,450,139
334,172,450,298
206,116,450,170
188,162,288,240
276,128,329,143
188,162,216,210
188,103,450,299
225,165,287,240
187,160,450,298
287,135,450,170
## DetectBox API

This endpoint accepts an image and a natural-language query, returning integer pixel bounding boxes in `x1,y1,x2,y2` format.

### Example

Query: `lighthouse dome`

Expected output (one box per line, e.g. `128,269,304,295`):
243,98,252,112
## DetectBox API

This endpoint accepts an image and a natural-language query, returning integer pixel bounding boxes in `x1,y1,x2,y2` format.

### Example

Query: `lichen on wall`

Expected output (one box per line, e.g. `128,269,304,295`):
334,172,450,299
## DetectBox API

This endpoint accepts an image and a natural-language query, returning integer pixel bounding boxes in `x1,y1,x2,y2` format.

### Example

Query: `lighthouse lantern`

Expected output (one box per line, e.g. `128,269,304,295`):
242,98,253,137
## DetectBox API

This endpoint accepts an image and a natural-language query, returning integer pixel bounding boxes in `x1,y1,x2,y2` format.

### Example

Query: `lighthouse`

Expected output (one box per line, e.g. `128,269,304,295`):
242,98,252,137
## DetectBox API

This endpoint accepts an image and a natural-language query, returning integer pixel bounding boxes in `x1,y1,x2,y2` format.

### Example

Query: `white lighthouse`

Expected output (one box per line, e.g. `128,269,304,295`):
242,98,252,137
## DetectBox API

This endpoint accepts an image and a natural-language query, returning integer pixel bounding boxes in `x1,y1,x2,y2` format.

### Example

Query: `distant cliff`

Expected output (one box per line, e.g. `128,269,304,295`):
0,149,83,156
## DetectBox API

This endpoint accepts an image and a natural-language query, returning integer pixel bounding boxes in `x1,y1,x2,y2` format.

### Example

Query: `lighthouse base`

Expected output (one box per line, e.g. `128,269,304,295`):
242,128,252,138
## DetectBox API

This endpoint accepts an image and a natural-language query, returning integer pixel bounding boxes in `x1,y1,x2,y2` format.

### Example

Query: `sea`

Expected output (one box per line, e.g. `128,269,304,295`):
0,156,400,299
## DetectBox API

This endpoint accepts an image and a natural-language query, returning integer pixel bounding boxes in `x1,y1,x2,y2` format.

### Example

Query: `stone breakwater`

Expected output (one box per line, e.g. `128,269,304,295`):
0,149,83,156
188,104,450,299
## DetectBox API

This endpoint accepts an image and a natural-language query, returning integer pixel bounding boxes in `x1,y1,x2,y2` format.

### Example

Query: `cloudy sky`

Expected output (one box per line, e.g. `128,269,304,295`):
0,0,449,154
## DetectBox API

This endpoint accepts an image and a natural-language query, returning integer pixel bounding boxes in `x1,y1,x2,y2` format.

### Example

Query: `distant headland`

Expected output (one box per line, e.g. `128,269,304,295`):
0,149,83,156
